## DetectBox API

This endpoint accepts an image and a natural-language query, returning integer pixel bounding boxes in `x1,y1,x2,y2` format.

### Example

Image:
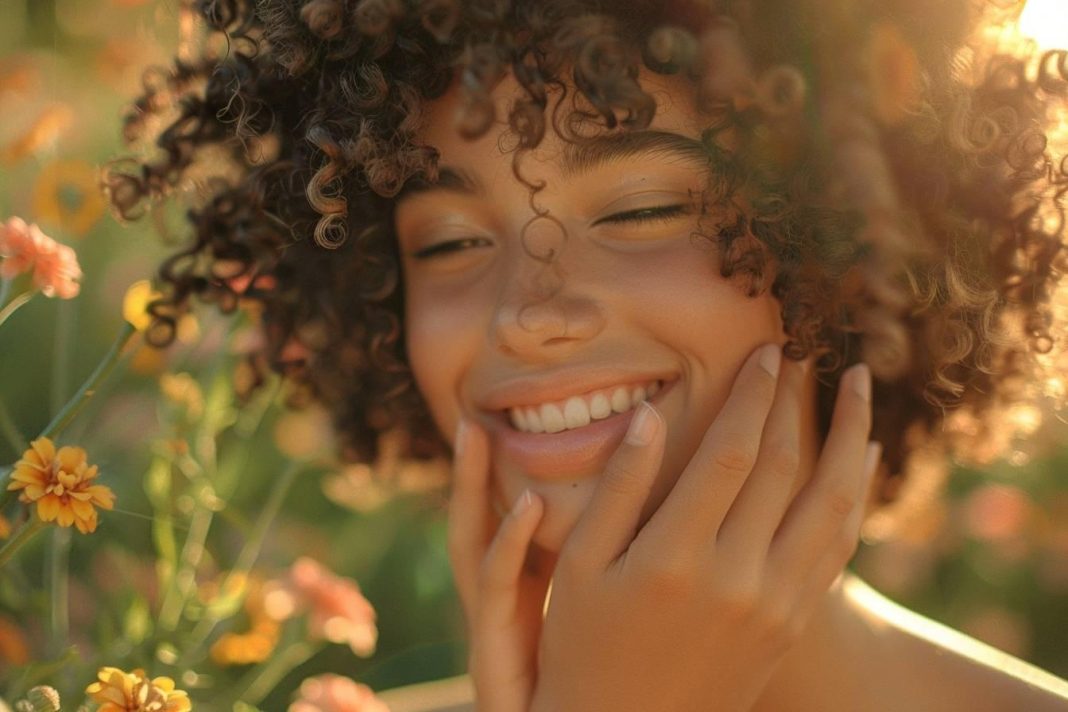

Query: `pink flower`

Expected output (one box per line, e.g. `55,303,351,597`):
289,674,390,712
264,557,378,656
0,216,82,298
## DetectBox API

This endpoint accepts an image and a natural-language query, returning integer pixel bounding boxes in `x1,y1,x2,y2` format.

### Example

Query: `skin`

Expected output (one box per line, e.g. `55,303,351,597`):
399,70,821,553
394,69,1068,711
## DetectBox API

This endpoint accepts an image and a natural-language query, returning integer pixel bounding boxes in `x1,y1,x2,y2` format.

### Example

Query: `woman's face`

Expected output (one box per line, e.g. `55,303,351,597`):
398,71,798,553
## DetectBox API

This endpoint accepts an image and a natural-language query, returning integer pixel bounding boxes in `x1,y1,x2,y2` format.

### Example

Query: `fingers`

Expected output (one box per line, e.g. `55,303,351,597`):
718,355,810,558
478,489,545,610
562,401,667,568
795,441,881,615
767,363,874,584
642,344,780,552
446,420,497,616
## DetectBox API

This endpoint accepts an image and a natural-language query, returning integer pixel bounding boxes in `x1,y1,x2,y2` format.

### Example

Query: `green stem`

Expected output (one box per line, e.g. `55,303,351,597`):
46,526,71,656
231,641,319,708
0,278,12,307
0,291,34,329
174,461,304,668
51,297,75,415
39,322,135,441
0,517,48,568
0,397,25,454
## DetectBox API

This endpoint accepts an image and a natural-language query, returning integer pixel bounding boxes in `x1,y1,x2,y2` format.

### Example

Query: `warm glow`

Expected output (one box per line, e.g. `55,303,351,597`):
1018,0,1068,50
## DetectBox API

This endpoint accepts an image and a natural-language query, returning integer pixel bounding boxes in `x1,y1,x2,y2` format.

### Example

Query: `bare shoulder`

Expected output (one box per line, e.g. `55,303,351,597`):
840,573,1068,712
376,674,475,712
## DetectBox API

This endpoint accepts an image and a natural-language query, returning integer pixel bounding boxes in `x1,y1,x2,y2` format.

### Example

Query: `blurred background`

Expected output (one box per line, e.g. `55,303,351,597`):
0,0,1066,708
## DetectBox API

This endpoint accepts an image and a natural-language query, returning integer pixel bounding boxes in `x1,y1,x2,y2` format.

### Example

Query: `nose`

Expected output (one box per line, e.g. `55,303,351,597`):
490,218,605,360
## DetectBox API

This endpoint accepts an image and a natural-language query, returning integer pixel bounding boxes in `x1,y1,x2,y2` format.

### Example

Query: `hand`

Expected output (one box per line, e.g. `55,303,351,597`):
530,344,881,712
446,419,557,712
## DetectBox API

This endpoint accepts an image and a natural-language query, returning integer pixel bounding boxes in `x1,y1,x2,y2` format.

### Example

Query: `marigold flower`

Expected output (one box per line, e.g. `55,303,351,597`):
0,216,82,299
7,438,115,534
86,667,191,712
31,159,106,236
290,674,390,712
208,576,281,666
264,557,378,657
0,615,30,666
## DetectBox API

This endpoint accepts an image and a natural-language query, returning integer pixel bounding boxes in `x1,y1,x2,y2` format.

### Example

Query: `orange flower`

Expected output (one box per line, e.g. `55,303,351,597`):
7,438,115,534
264,558,378,657
86,667,191,712
0,615,30,666
0,514,10,539
209,576,281,666
0,216,82,298
31,160,106,236
290,675,391,712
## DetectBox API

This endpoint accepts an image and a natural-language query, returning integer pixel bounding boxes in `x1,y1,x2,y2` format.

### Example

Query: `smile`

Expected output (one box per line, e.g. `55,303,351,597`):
507,379,663,433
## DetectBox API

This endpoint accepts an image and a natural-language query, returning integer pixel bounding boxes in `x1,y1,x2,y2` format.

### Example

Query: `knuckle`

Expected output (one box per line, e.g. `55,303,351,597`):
761,443,800,479
714,577,762,617
710,441,757,476
637,557,698,598
825,489,857,519
600,460,647,497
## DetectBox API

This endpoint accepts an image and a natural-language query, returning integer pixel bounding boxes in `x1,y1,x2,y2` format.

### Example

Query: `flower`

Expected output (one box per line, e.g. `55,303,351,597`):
86,667,191,712
0,615,30,666
0,104,73,164
264,558,378,657
209,576,282,666
7,438,115,533
0,216,82,298
290,674,391,712
0,514,10,539
122,279,162,331
31,159,107,236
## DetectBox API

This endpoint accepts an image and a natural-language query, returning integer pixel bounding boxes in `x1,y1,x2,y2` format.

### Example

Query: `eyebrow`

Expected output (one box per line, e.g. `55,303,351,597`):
396,130,709,201
559,130,710,178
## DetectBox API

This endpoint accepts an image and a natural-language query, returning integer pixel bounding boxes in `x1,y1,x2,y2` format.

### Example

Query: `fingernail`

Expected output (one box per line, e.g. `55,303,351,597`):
512,488,534,515
454,419,468,457
850,364,871,402
625,401,660,446
863,441,882,480
758,344,782,378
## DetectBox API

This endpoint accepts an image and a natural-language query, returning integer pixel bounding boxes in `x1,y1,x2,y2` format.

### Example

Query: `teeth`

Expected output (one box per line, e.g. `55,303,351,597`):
507,380,664,433
525,408,544,433
540,403,566,433
563,397,591,429
510,408,528,431
590,393,611,420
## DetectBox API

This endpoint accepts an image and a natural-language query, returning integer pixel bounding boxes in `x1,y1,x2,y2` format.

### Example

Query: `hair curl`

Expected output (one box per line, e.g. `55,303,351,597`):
106,0,1068,530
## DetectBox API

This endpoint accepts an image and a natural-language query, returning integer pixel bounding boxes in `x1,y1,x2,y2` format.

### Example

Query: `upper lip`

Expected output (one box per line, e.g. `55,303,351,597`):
476,369,676,411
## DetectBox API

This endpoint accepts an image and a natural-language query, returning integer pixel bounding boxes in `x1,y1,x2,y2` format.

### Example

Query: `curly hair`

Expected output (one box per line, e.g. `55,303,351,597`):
106,0,1067,533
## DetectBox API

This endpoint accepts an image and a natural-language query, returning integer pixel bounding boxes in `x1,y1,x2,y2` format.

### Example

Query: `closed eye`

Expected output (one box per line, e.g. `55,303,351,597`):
595,204,692,226
410,237,493,260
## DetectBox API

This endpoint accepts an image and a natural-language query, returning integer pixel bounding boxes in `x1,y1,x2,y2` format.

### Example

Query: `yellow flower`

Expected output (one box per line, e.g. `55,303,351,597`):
31,159,106,236
86,667,191,712
122,279,163,332
207,575,281,666
7,438,115,534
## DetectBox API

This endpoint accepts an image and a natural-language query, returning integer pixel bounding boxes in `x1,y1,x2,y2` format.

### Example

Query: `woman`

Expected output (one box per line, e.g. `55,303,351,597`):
110,0,1068,708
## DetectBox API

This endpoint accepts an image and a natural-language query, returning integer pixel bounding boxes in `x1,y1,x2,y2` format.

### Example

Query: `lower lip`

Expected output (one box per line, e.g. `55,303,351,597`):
485,382,674,479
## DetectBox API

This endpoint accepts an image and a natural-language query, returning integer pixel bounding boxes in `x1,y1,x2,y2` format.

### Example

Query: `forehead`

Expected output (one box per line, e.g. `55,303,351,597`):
415,69,709,173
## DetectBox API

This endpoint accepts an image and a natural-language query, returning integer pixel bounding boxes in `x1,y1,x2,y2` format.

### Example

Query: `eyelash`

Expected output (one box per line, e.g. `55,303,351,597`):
597,204,691,225
411,237,492,260
410,204,691,260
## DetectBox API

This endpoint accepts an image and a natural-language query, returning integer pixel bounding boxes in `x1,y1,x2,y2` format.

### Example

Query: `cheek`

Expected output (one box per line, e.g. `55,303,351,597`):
405,290,478,438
